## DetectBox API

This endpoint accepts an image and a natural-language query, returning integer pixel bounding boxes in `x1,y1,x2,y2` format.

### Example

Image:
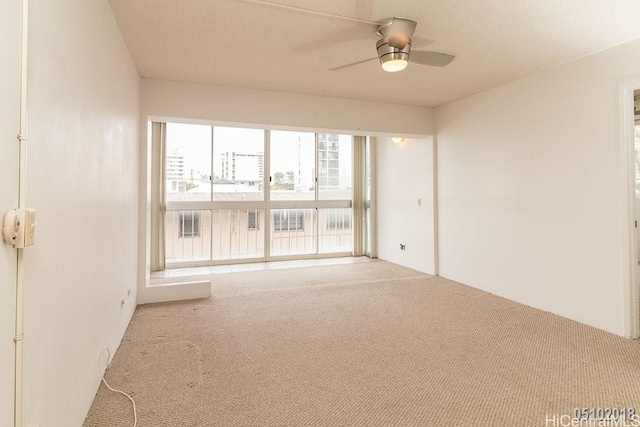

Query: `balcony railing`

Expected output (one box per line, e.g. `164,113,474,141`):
165,207,353,264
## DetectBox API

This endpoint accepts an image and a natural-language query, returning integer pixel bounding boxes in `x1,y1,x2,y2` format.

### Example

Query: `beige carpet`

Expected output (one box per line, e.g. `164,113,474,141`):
84,261,640,426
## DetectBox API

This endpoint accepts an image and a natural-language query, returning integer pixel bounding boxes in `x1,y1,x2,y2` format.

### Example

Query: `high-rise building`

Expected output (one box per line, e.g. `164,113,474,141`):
166,146,186,192
220,151,264,187
317,133,340,189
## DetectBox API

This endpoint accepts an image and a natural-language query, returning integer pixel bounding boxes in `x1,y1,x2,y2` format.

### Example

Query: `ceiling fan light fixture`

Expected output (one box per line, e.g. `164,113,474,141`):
377,37,411,73
381,58,408,73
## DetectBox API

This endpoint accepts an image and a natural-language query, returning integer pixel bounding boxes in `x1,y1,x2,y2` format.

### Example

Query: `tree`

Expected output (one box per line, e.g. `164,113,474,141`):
274,172,284,184
286,171,295,183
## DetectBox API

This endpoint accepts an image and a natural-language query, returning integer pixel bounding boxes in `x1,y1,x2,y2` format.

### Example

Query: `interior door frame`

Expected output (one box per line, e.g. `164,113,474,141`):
619,80,640,339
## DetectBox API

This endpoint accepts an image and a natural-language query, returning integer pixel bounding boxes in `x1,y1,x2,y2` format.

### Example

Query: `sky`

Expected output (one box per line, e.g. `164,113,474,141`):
166,123,352,185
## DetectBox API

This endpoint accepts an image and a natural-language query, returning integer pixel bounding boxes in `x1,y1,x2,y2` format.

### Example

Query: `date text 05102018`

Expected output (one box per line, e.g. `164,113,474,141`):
574,408,637,421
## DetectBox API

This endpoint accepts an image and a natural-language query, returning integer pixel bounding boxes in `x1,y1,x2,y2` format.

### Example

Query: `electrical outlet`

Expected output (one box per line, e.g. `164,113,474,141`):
417,198,422,207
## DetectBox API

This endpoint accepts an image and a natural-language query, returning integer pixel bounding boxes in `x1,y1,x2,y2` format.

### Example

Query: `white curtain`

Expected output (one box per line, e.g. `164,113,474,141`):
352,136,366,256
150,122,166,271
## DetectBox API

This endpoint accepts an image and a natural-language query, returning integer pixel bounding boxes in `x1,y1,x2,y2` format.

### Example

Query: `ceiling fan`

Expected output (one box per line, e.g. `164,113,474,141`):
238,0,456,73
333,17,455,72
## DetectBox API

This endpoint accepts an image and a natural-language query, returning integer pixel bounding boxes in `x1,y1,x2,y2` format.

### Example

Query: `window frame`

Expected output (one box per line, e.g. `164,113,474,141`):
158,123,361,267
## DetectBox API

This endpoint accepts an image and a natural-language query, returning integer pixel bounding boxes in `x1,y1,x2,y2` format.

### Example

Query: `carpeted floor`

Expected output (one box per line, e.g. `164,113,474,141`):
84,261,640,427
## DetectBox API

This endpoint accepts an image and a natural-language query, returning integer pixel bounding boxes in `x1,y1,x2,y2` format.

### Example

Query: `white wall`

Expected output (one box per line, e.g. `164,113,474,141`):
436,38,640,336
22,1,139,426
139,79,434,302
141,79,435,136
0,2,22,426
376,137,436,274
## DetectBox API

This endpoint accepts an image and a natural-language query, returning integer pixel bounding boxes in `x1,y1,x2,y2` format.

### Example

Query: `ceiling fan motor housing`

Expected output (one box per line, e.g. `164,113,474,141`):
376,37,411,66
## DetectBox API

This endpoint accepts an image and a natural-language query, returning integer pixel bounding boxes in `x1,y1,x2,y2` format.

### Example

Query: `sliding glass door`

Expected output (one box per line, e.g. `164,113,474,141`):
269,131,353,257
156,122,363,268
163,124,266,263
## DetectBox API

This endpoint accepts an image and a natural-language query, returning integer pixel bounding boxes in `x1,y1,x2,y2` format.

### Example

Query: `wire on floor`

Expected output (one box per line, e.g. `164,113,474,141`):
102,347,137,427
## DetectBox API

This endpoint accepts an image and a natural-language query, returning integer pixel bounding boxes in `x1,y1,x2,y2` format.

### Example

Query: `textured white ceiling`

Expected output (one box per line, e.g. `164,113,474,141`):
108,0,640,107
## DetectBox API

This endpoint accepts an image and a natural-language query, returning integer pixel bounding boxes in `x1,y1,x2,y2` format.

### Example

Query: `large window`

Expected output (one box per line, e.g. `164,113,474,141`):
158,123,365,266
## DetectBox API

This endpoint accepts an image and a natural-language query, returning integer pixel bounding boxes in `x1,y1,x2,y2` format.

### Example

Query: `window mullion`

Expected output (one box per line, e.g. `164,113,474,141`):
314,133,319,255
264,129,271,261
210,126,215,261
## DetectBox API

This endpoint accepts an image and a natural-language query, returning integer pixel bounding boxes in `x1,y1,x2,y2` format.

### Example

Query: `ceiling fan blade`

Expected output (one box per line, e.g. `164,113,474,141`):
387,18,417,49
411,35,435,49
411,50,456,67
239,0,379,26
329,57,378,71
